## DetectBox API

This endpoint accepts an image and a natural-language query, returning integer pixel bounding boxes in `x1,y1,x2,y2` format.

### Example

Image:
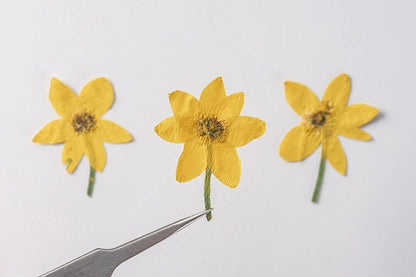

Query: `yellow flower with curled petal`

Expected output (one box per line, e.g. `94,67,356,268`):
33,78,133,197
279,73,378,203
155,77,265,220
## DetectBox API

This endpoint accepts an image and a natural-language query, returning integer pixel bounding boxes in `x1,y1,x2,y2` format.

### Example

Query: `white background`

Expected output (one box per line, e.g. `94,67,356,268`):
0,0,415,276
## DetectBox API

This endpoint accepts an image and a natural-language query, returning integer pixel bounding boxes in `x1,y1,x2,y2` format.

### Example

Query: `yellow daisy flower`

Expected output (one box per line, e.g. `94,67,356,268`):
33,78,133,196
279,73,378,203
155,77,265,220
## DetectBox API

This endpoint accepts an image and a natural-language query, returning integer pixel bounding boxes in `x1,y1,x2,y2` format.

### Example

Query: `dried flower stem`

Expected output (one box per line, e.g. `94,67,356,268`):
204,144,213,221
312,151,326,203
87,166,96,197
204,167,212,221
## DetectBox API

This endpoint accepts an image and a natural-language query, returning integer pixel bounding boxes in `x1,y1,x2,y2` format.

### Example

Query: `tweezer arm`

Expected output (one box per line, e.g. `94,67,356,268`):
40,209,211,277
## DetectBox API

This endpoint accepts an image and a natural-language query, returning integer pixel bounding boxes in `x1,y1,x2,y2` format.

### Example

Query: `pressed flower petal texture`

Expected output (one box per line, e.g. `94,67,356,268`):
176,141,207,182
33,119,69,144
226,116,266,148
78,78,114,117
169,90,199,117
154,117,193,143
199,77,227,115
280,73,378,174
284,81,320,115
279,125,321,161
33,77,133,196
62,136,85,173
211,144,241,188
49,78,77,117
96,120,133,143
322,73,351,107
217,92,245,121
335,104,379,129
84,135,107,172
323,135,347,175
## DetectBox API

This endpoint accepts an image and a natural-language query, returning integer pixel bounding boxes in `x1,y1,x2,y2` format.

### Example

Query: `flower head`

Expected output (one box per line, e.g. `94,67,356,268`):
155,77,265,188
33,78,132,196
280,73,378,175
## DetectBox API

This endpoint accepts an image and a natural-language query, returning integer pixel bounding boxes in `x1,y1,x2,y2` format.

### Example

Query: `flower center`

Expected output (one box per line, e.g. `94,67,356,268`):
195,115,227,144
71,110,96,133
307,110,329,127
302,101,334,132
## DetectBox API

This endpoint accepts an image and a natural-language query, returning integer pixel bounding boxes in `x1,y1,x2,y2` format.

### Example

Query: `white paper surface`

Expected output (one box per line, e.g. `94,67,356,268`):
0,0,415,276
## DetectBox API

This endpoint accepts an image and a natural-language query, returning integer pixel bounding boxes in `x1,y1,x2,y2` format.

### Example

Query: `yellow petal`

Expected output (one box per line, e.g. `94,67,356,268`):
154,116,193,143
211,144,241,188
78,78,114,118
176,140,207,182
49,78,78,118
279,125,321,161
62,136,85,173
84,135,106,172
33,119,69,144
95,120,133,143
169,90,199,117
199,77,227,115
217,92,245,121
323,135,346,175
226,116,265,148
335,104,379,128
322,74,351,107
284,81,320,115
336,127,372,141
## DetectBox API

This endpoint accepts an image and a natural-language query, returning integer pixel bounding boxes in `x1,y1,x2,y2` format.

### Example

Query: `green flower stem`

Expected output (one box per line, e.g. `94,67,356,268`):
204,167,212,221
87,166,96,197
312,152,326,203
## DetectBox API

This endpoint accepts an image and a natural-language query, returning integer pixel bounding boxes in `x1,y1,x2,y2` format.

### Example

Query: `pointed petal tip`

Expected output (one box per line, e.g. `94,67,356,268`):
50,76,64,83
168,90,181,98
260,119,266,129
362,132,373,141
175,175,188,183
338,168,346,176
49,77,64,88
124,134,134,143
373,107,380,117
154,123,161,134
90,77,110,84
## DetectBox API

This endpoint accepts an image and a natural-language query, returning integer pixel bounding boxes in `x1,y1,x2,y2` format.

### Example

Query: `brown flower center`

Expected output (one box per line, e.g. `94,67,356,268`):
306,110,329,127
302,101,334,132
195,115,227,144
71,110,96,133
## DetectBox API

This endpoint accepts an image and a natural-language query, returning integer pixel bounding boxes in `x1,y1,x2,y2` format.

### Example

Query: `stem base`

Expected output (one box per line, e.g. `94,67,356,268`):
311,154,326,203
87,166,96,197
204,167,212,221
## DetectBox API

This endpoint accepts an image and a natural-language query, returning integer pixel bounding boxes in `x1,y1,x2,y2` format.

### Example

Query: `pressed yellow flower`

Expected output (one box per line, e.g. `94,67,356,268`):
155,77,265,220
279,73,378,203
33,78,133,196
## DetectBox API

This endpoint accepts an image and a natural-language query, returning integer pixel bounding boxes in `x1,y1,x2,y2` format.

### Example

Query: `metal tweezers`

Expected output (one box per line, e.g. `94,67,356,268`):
40,209,211,277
